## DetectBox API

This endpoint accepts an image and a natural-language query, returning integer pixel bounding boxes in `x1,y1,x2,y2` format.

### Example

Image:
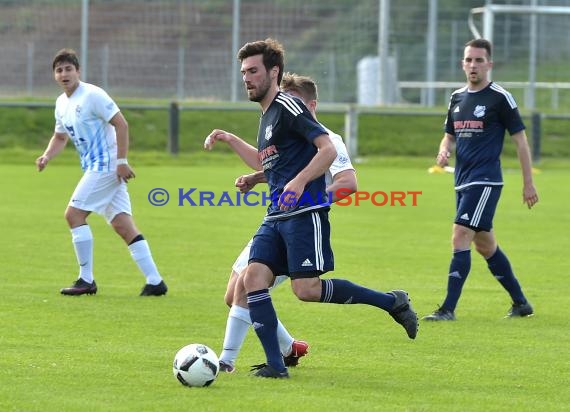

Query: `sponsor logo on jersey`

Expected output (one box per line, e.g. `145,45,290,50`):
453,120,483,130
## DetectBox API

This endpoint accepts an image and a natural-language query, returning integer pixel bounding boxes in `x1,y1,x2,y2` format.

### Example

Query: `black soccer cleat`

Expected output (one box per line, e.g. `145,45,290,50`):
422,306,456,321
388,290,419,339
139,280,168,296
250,363,289,379
506,301,534,318
61,278,97,296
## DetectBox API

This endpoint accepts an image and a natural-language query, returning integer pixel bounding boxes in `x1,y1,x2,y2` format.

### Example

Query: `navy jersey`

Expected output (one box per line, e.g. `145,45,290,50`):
258,91,329,219
444,82,525,191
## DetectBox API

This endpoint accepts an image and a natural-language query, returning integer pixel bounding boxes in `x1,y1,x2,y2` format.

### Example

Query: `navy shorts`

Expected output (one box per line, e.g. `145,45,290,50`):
249,210,334,279
455,185,502,232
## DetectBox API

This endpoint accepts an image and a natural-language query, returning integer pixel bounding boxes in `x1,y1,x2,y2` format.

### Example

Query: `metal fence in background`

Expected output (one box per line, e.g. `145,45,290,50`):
1,0,570,108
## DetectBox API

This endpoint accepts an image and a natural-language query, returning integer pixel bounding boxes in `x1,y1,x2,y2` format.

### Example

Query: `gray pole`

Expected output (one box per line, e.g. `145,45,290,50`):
177,46,185,100
482,5,494,81
527,0,537,110
377,0,390,105
230,0,241,102
101,44,109,90
27,42,34,96
426,0,438,107
344,105,358,158
80,0,89,81
450,20,458,78
531,112,541,163
168,102,180,155
328,52,336,102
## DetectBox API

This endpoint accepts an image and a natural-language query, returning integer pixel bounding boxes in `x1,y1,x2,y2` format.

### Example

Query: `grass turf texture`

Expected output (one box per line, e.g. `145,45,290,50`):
0,156,568,411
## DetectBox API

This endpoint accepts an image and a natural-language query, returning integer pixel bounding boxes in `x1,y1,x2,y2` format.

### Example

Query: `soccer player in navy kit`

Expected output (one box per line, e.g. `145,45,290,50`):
207,38,418,378
423,39,539,321
36,48,167,297
206,73,358,373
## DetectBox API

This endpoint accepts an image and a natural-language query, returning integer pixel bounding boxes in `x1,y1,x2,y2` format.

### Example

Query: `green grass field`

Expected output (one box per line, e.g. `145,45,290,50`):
1,155,568,411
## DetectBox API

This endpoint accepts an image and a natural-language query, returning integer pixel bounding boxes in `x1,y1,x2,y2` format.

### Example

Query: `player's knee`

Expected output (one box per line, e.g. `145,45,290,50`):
64,207,86,227
475,242,495,258
291,281,320,302
223,291,232,307
452,225,474,249
64,209,74,226
111,213,137,240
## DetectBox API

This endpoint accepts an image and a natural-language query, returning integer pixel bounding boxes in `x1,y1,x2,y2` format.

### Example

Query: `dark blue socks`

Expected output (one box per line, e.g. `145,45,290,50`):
442,249,471,312
247,289,286,372
487,247,527,304
319,278,395,311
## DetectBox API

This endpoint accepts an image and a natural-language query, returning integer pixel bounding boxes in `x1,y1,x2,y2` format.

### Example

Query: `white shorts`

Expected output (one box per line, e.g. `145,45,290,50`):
68,171,132,223
232,238,288,290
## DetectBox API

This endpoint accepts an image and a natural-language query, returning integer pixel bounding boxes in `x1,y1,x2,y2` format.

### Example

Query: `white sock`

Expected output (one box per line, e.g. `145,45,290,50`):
128,239,162,285
277,319,294,356
219,305,251,366
71,225,94,283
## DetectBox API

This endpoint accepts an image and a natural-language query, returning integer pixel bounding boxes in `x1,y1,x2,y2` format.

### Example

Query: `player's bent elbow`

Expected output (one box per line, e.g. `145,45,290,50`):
343,181,358,196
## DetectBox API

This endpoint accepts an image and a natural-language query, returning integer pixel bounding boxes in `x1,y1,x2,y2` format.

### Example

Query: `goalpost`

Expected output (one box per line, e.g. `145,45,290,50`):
468,2,570,110
468,2,570,163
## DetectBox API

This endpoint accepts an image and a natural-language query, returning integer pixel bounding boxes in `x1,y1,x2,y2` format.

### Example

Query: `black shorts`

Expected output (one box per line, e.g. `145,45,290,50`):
249,210,334,279
454,185,502,232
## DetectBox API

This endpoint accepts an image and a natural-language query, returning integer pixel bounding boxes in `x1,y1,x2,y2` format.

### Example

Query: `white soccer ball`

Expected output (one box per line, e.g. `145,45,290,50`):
172,343,220,387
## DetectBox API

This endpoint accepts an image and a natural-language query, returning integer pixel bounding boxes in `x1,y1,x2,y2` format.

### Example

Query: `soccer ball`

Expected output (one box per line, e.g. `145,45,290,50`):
172,343,220,387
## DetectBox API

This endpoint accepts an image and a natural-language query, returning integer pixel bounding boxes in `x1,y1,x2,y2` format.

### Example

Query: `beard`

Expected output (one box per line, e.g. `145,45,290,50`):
247,75,272,102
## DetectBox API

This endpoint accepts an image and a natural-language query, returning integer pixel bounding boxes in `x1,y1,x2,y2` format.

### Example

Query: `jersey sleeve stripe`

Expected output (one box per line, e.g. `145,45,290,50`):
490,83,517,109
276,94,303,116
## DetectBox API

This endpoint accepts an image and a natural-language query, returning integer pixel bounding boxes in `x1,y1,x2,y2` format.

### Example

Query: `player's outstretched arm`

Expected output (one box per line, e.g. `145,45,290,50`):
36,132,68,171
204,129,261,170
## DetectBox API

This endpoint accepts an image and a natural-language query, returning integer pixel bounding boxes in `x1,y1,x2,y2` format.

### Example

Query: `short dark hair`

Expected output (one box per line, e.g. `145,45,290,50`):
465,38,492,58
52,48,80,71
281,72,318,102
237,38,285,85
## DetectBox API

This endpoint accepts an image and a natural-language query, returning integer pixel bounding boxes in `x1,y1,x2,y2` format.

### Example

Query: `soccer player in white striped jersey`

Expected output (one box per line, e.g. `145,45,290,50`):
423,39,539,321
205,73,357,373
36,48,167,297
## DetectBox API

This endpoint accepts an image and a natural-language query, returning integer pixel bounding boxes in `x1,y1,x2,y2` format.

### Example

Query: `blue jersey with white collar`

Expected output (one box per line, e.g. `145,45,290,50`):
444,82,525,191
258,91,330,219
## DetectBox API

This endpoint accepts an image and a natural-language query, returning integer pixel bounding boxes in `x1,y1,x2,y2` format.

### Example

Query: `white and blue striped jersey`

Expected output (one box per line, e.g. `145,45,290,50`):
258,91,330,220
54,81,120,172
444,82,525,191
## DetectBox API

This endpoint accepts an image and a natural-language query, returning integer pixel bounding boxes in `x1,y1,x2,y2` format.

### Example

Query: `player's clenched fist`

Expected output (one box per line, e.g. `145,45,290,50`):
204,129,236,150
36,155,50,172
